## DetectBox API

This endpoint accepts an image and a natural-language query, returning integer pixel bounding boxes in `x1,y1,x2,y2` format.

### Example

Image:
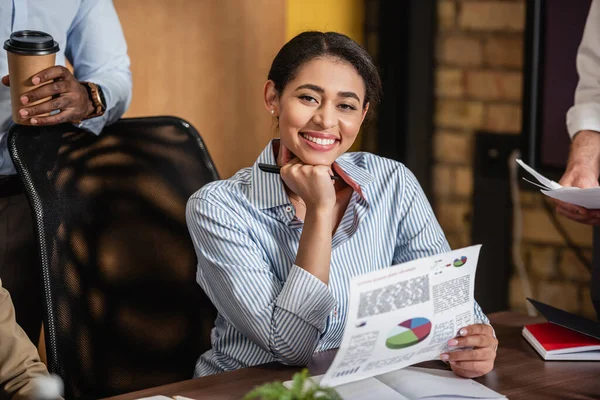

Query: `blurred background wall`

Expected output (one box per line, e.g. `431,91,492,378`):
114,0,365,178
434,0,594,318
114,0,284,178
286,0,364,42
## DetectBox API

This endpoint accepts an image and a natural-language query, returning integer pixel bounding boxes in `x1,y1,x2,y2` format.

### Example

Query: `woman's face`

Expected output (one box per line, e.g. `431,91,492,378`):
266,56,369,166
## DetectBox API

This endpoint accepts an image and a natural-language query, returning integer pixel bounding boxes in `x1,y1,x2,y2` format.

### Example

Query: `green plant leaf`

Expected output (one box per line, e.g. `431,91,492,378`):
291,369,309,396
243,381,288,400
242,368,341,400
315,387,343,400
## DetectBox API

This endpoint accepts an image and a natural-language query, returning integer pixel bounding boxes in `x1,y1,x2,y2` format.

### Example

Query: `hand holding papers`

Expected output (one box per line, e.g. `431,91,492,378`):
516,159,600,209
321,246,487,387
516,159,562,190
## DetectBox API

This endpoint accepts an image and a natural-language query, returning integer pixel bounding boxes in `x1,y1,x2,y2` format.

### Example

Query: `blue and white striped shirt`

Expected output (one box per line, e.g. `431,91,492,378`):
187,140,489,377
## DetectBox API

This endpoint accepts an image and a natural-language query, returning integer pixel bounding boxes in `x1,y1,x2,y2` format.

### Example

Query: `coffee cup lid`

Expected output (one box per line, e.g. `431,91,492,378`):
4,30,59,56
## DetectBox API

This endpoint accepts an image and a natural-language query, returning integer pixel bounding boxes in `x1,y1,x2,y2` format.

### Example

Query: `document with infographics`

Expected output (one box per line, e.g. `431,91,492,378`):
321,245,482,387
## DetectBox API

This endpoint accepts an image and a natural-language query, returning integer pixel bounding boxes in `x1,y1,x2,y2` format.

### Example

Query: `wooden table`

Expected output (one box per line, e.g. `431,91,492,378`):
105,312,600,400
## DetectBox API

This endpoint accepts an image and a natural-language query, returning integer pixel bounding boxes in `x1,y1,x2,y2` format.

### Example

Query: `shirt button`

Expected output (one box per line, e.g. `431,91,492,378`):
285,206,292,212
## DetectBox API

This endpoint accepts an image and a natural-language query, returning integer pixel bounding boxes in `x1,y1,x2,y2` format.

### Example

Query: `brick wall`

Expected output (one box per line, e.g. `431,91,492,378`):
434,0,596,318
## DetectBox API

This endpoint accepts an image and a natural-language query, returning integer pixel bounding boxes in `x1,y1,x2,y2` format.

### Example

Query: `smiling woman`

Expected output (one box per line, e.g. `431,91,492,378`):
266,58,367,168
186,31,497,380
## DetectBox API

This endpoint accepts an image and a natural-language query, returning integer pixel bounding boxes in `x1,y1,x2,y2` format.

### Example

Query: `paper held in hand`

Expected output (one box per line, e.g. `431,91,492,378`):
320,245,484,388
516,159,600,209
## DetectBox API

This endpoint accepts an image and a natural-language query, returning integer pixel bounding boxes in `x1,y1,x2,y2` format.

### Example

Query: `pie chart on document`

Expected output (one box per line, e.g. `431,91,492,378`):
453,256,467,267
385,317,432,349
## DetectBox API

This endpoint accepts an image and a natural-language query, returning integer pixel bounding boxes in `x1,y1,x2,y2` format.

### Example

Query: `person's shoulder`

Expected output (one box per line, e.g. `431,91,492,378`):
73,0,102,18
188,167,252,206
342,152,411,182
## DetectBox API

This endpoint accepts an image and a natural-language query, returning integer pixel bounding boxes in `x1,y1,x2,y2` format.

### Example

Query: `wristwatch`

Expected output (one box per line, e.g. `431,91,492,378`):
80,81,106,119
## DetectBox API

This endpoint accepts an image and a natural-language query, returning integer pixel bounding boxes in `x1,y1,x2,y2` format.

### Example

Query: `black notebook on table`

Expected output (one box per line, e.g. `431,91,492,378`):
526,298,600,340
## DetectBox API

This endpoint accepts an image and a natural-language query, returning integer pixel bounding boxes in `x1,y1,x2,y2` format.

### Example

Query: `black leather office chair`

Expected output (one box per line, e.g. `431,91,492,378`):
8,116,219,399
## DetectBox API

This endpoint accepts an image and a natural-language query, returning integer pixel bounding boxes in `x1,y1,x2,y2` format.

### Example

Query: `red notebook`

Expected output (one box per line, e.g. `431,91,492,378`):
523,322,600,360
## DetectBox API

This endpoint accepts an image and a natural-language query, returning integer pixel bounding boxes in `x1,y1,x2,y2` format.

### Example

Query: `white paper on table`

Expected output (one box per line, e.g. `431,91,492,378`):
135,396,195,400
320,245,482,387
286,375,408,400
516,159,600,209
376,367,505,399
284,367,506,399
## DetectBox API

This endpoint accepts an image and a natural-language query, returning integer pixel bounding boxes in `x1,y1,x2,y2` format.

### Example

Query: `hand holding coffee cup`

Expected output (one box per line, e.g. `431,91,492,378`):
16,65,94,125
3,30,94,125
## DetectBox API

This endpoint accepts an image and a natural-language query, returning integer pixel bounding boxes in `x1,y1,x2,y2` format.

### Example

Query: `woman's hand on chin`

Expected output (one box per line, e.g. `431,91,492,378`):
441,324,498,378
280,157,336,212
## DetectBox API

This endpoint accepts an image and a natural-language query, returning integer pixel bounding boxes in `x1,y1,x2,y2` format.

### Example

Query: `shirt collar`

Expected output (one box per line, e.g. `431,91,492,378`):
249,140,375,210
249,140,290,210
333,155,375,199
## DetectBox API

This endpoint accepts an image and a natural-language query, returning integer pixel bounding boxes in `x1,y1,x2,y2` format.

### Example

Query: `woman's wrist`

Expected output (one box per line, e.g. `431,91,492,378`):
305,198,335,213
305,205,334,225
296,208,333,284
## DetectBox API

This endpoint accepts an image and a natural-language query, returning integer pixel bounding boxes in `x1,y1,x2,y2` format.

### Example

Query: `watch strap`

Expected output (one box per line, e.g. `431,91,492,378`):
80,81,106,120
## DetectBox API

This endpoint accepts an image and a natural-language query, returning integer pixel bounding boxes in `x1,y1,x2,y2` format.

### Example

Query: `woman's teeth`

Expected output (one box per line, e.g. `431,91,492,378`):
301,133,336,145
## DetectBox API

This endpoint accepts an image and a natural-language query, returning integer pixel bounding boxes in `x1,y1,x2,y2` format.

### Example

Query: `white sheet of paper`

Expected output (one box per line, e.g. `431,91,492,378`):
515,159,562,189
306,375,409,400
134,397,171,400
516,159,600,209
376,367,505,399
135,396,195,400
285,368,505,400
321,245,482,387
540,187,600,209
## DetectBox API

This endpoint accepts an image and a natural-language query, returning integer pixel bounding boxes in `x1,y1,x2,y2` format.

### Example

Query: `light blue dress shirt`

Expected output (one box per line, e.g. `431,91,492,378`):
186,140,490,377
0,0,132,175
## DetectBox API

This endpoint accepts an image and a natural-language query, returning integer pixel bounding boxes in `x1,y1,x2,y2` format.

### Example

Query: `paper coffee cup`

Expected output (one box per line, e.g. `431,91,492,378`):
4,30,59,125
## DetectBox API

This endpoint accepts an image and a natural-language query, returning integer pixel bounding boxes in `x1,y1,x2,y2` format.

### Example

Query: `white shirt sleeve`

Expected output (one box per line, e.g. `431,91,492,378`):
567,0,600,138
67,0,132,134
